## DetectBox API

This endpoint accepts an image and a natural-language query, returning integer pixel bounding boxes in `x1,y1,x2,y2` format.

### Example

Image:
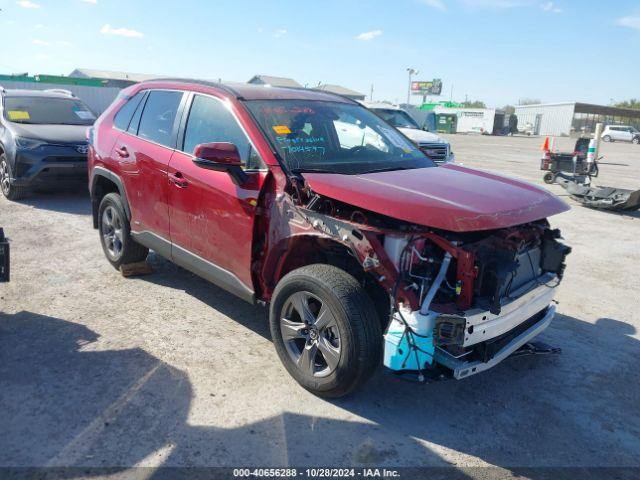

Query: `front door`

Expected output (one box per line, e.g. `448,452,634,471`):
167,93,266,299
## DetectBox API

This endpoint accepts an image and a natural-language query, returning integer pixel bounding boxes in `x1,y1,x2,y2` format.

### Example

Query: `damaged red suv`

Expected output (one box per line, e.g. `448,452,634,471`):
89,80,570,397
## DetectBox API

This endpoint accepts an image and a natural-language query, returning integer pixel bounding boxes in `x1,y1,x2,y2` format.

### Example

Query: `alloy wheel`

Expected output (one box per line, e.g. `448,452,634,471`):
101,205,124,259
0,160,10,196
280,291,342,378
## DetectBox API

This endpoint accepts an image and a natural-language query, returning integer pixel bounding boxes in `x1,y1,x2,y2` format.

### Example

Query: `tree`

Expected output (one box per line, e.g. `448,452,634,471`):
518,98,542,105
612,99,640,110
461,100,486,108
502,105,516,115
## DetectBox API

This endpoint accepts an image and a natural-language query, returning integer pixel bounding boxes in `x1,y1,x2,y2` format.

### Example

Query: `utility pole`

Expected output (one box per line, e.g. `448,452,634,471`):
406,68,419,105
370,84,374,101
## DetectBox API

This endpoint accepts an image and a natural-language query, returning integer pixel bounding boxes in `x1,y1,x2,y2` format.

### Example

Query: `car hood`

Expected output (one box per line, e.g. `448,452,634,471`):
397,127,444,144
303,164,569,232
9,123,89,144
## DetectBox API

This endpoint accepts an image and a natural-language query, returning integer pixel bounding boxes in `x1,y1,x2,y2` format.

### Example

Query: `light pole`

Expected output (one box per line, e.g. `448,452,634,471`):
406,68,419,105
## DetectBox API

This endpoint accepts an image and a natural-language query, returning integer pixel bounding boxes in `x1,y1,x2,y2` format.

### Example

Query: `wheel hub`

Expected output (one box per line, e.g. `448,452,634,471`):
280,291,342,378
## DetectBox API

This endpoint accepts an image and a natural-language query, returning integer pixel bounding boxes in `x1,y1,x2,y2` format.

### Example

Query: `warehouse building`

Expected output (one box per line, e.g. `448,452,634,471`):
0,73,121,114
69,68,159,88
514,102,640,137
247,75,302,88
314,84,366,101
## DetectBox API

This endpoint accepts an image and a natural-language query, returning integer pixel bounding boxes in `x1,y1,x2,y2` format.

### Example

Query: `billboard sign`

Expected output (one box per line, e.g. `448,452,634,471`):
411,79,442,96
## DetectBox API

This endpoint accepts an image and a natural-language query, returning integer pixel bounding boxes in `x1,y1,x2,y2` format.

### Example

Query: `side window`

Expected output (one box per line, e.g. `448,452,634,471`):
183,95,263,169
113,91,145,131
137,91,183,147
127,91,147,134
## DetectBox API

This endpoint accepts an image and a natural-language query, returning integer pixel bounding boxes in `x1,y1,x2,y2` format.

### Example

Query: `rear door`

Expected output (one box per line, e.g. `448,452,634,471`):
113,89,186,242
167,93,266,299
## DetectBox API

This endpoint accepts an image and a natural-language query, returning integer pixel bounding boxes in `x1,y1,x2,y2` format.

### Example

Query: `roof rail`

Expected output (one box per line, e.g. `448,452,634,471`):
43,88,74,97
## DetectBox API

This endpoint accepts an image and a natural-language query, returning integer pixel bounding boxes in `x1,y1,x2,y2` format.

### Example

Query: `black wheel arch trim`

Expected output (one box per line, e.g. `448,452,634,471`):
90,166,132,229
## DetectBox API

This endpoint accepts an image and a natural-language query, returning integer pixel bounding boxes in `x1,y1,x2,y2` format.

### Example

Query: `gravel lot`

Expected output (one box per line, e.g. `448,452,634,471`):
1,135,639,475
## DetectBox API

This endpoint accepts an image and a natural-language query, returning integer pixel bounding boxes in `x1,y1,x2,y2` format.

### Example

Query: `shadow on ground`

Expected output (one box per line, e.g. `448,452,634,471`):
1,305,639,479
20,186,91,216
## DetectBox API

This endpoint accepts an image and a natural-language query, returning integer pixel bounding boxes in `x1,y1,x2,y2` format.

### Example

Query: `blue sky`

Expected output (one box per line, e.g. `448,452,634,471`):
1,0,638,107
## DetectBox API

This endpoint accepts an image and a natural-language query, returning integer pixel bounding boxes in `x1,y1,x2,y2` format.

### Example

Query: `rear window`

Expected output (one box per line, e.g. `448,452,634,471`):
3,96,96,126
113,91,145,131
137,91,183,147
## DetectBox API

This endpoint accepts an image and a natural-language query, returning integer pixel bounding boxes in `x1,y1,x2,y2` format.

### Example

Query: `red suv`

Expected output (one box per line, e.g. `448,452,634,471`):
89,80,570,397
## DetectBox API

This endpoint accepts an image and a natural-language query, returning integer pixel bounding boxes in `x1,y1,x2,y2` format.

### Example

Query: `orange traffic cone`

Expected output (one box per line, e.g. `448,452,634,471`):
541,136,550,151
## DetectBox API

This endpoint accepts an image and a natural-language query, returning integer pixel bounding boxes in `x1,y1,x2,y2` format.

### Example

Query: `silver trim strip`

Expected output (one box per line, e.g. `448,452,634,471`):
435,304,555,380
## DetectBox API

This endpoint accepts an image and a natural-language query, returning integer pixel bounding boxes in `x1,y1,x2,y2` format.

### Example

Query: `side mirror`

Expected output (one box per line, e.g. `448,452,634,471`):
192,142,248,185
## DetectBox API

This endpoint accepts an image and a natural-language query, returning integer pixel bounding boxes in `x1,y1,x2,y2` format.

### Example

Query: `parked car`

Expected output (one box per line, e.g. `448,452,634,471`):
89,80,570,397
601,125,640,144
363,102,455,163
0,87,95,200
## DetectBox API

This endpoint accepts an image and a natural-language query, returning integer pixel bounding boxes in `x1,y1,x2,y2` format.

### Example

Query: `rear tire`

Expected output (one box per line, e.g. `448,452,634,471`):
270,264,383,398
543,172,556,184
0,155,28,201
633,137,640,145
98,193,148,269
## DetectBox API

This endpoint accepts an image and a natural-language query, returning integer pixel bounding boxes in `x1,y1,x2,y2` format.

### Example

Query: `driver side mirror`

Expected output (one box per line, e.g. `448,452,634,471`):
193,142,248,185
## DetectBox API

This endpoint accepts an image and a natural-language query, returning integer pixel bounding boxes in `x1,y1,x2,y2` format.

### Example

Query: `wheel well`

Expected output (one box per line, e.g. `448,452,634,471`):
269,236,390,329
91,175,120,228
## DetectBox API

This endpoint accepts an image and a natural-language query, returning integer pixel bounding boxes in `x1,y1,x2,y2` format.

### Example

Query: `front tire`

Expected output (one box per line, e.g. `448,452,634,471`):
98,193,148,269
633,137,640,145
602,135,611,142
270,264,383,398
0,155,28,201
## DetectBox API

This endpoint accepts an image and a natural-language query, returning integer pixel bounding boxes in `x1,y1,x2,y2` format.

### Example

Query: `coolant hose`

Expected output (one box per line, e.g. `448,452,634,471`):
419,252,452,315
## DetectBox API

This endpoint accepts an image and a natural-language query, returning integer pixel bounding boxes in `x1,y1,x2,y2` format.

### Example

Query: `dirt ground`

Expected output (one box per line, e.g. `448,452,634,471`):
1,135,639,476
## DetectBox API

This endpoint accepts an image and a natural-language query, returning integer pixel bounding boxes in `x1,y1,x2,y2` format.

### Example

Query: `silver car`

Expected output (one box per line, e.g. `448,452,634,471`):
601,125,640,144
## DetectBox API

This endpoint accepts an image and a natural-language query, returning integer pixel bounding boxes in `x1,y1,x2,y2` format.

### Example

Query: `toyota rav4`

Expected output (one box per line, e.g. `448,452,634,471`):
89,80,570,397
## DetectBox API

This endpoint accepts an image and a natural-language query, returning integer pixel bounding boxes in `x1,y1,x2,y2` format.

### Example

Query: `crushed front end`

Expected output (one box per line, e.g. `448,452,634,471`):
379,222,571,380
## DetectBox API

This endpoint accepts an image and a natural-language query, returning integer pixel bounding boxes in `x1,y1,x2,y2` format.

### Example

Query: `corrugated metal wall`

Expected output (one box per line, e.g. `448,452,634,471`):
514,103,575,136
0,80,121,115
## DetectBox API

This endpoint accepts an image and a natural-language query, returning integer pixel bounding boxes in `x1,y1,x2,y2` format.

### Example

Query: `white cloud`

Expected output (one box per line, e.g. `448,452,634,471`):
419,0,446,10
100,24,144,38
274,28,287,38
56,40,72,46
81,0,98,3
541,1,562,13
356,29,382,41
32,39,51,46
17,0,41,8
618,13,640,30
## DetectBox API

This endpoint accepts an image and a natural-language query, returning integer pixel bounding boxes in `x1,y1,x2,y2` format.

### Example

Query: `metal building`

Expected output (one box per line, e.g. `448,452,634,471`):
515,102,640,137
0,74,121,114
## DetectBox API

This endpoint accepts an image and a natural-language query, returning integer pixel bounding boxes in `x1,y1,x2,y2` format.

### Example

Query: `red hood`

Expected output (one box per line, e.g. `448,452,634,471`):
303,164,569,232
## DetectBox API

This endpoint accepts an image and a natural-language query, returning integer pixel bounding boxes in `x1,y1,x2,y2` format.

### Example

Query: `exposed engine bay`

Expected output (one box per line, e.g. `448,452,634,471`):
269,178,571,381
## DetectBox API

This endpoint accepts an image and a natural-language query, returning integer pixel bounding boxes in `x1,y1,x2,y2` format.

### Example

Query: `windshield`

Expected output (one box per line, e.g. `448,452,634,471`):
245,100,434,174
372,108,421,129
3,96,96,126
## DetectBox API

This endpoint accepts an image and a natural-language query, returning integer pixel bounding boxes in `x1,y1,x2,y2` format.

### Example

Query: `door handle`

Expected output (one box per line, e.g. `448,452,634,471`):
115,146,129,158
169,172,188,188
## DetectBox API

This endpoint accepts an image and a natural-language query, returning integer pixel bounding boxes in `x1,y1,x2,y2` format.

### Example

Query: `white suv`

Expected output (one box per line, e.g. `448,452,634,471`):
362,102,455,163
601,125,640,144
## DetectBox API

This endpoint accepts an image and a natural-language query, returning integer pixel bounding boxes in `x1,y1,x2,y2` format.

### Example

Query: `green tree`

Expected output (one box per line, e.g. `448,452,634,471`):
502,105,516,115
613,99,640,110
